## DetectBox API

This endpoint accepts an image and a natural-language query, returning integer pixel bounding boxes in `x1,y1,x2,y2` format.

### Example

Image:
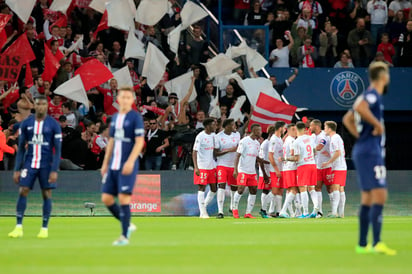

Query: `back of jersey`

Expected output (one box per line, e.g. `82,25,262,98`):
294,135,316,167
355,88,385,155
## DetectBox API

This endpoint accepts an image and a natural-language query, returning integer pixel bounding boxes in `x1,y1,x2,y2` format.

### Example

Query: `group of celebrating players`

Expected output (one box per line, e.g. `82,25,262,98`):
193,117,347,219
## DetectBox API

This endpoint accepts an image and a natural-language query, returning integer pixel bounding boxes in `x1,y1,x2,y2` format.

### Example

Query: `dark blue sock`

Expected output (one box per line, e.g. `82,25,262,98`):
16,195,27,225
370,204,384,246
107,203,120,220
120,205,130,238
359,205,370,247
42,198,52,228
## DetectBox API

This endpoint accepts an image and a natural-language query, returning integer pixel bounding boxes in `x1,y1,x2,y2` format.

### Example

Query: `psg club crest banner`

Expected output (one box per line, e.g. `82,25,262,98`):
329,71,365,108
130,174,161,213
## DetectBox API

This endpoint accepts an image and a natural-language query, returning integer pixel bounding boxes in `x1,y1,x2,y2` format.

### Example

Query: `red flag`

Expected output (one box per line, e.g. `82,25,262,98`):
93,10,108,39
2,87,20,113
25,63,33,88
143,105,166,116
42,42,61,82
0,14,11,48
51,13,68,28
75,58,113,91
0,30,7,49
0,34,36,82
54,48,65,62
75,0,92,8
249,93,297,132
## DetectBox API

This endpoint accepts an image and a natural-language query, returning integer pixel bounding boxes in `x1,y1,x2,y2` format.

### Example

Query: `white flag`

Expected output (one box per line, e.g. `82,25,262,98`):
228,95,246,122
54,75,89,108
168,24,182,54
125,29,146,60
113,66,133,88
180,1,208,29
106,0,135,31
89,0,107,13
225,40,247,59
6,0,36,23
246,47,268,72
142,43,169,89
209,89,220,118
242,77,281,106
49,0,72,14
67,35,84,53
164,71,197,102
135,0,168,26
202,54,240,79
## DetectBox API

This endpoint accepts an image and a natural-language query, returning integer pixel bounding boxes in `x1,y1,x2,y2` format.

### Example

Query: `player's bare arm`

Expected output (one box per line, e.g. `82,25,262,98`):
343,110,359,138
268,151,281,177
214,146,237,157
233,152,241,179
101,138,114,177
354,98,384,136
322,150,340,168
122,136,145,175
258,160,270,183
192,150,200,176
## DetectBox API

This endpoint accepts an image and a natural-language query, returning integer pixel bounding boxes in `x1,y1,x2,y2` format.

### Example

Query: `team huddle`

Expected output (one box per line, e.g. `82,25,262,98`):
192,118,347,219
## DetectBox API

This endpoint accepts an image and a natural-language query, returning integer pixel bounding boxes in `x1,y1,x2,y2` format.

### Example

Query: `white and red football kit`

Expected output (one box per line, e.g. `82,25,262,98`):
293,135,317,186
236,136,260,186
312,131,332,183
268,135,284,188
282,136,297,188
193,131,216,185
214,131,240,186
329,133,347,186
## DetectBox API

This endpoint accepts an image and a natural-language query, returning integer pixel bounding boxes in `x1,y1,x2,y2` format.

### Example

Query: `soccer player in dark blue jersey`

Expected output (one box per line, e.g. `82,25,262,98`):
8,95,62,239
343,62,396,255
100,86,145,246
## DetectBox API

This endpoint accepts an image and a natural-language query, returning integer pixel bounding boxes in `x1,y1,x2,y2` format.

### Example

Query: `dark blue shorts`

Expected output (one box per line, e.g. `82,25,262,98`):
19,167,56,190
101,168,138,196
352,146,387,191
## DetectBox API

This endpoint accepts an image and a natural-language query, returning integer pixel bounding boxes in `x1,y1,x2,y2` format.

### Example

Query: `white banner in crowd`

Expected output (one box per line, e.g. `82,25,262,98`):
6,0,36,23
228,95,246,122
54,75,89,108
49,0,72,14
167,24,182,54
164,71,197,103
113,66,133,88
246,47,268,72
202,54,240,79
180,1,208,29
89,0,106,13
125,29,146,60
106,0,135,31
242,77,281,106
142,43,169,89
135,0,169,26
67,35,84,53
225,40,247,59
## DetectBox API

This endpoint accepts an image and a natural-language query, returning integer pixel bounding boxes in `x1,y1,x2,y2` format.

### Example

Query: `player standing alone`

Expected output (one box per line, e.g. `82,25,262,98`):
101,87,145,246
8,95,62,239
343,62,396,255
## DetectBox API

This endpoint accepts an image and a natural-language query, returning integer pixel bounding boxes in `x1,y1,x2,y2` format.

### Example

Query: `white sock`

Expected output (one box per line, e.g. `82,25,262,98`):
230,190,236,210
268,192,275,213
288,202,294,216
338,192,346,216
317,191,323,213
309,189,319,212
331,190,340,215
275,195,283,213
204,191,216,207
246,194,256,214
261,193,268,211
197,191,206,215
300,191,309,215
233,192,242,210
280,192,296,215
217,188,225,214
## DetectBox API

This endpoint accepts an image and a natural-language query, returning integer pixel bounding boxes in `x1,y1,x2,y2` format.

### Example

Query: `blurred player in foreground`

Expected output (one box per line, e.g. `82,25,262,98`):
8,95,61,239
101,86,145,246
343,61,396,255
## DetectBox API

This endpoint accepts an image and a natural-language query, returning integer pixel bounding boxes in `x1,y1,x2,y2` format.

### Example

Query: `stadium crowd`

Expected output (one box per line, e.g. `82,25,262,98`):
0,0,410,172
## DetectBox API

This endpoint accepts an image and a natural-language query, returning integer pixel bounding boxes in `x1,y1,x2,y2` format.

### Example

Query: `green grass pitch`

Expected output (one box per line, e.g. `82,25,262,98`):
1,216,411,274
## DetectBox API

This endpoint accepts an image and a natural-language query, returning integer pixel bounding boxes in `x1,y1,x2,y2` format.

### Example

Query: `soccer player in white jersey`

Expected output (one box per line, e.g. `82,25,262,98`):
258,125,275,218
232,124,264,219
288,122,318,218
322,121,347,218
310,119,332,218
268,121,286,217
278,123,299,218
214,119,240,218
192,118,217,219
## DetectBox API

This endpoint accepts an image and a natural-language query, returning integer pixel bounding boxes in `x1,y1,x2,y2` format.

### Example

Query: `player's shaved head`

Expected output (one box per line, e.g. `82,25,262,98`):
118,86,133,93
250,124,261,132
325,121,337,132
296,121,306,131
311,119,322,127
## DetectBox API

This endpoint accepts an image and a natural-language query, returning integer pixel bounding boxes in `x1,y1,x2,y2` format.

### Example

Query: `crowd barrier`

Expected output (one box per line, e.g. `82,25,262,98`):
0,170,410,217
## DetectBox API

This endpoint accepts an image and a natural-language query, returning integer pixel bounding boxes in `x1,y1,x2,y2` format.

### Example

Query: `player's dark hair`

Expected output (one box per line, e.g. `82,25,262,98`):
250,123,261,131
311,119,322,127
267,125,276,136
296,121,306,131
369,62,388,81
325,121,337,132
203,118,215,128
275,121,286,131
287,123,296,129
34,95,48,102
222,118,234,128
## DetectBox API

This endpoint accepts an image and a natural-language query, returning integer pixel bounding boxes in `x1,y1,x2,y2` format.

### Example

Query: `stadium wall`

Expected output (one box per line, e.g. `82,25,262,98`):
0,171,410,217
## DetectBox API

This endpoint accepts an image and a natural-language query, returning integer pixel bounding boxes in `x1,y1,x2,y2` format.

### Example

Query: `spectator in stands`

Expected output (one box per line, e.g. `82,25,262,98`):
367,0,388,45
319,22,338,67
389,0,412,20
43,18,63,47
62,102,77,129
219,84,237,113
370,51,393,66
269,9,293,48
269,68,299,96
269,31,294,68
297,9,316,31
388,10,407,44
29,76,43,98
48,94,63,121
291,20,313,66
398,19,412,66
26,28,43,70
145,119,169,170
244,0,266,25
198,82,216,114
377,33,395,64
234,0,250,24
0,116,15,170
4,119,18,170
334,52,355,68
108,41,124,71
96,79,119,115
143,25,162,49
298,0,324,34
348,18,373,67
55,61,73,88
186,25,209,65
31,0,49,34
350,0,369,27
195,111,206,129
297,36,317,68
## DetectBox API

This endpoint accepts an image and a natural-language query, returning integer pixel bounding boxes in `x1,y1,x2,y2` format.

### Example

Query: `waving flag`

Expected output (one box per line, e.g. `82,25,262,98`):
167,24,182,54
89,0,107,13
125,29,145,60
164,71,197,102
113,66,133,88
249,93,297,131
0,14,12,48
75,58,113,91
6,0,36,23
142,43,169,89
202,54,239,79
93,10,108,39
42,43,61,82
106,0,136,31
50,0,72,14
135,0,169,26
242,77,281,106
180,1,208,29
54,75,89,108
